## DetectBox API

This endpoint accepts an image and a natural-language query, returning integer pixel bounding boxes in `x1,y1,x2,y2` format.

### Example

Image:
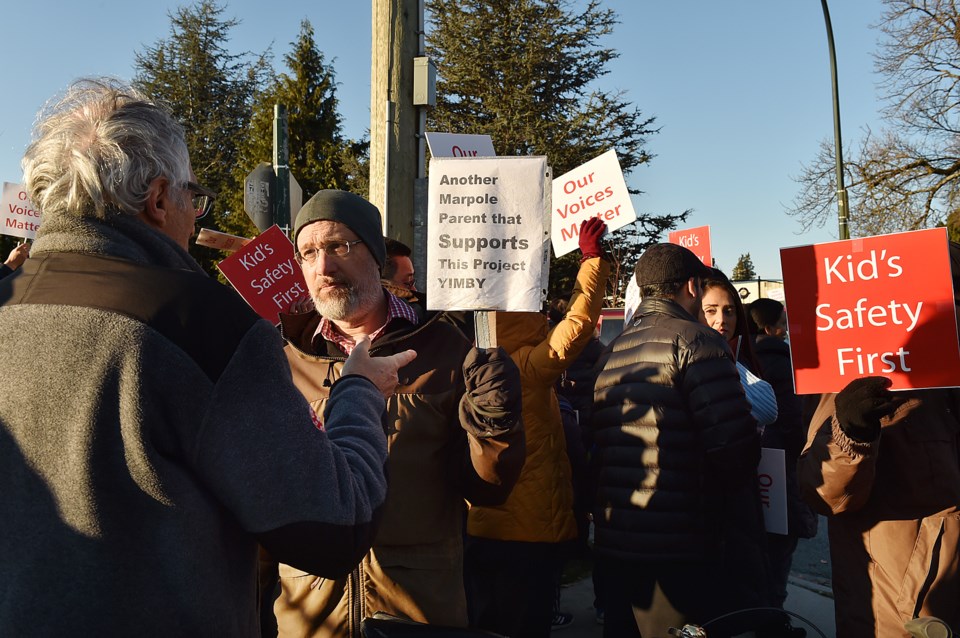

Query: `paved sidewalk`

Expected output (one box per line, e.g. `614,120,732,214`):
553,573,835,637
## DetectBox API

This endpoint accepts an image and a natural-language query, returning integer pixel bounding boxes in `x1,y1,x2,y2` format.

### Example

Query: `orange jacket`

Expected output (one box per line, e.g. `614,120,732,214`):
467,256,609,543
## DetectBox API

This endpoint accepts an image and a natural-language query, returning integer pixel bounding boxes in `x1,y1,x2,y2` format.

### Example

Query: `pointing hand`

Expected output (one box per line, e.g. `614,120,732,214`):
342,336,417,398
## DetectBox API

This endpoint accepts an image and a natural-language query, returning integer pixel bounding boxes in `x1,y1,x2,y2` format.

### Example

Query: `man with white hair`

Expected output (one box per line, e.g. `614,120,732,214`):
0,78,411,637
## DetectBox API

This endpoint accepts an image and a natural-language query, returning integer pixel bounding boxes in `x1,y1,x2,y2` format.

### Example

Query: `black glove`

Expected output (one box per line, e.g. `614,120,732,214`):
835,376,906,443
460,346,523,436
577,217,607,260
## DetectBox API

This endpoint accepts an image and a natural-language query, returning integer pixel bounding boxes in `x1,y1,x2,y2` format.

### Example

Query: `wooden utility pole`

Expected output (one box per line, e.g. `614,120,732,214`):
370,0,420,248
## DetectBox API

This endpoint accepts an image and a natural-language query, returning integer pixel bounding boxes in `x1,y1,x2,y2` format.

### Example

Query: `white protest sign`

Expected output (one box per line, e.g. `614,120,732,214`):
550,149,636,257
758,447,788,535
1,183,41,240
425,132,496,158
427,156,550,311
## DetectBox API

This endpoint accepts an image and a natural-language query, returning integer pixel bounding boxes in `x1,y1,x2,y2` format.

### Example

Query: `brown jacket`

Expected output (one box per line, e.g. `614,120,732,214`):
799,390,960,637
273,302,524,637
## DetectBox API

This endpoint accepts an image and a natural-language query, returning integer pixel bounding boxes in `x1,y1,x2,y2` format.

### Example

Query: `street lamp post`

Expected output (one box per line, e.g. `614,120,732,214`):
820,0,850,240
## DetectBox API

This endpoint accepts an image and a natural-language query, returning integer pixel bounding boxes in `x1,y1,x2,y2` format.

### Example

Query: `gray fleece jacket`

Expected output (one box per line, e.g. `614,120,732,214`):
0,212,389,637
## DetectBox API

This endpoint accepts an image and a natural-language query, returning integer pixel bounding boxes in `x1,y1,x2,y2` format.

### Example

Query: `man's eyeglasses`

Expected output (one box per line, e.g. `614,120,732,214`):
296,239,364,265
186,181,217,219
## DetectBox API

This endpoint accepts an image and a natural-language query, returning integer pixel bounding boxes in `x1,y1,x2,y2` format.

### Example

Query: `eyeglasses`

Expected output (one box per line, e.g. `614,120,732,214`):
296,239,364,265
186,181,217,219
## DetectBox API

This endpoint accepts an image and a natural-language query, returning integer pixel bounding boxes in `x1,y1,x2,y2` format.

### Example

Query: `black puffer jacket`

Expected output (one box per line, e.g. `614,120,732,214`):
592,297,763,563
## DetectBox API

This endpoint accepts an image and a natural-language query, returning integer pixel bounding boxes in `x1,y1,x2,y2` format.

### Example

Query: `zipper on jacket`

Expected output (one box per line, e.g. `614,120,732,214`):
349,563,364,638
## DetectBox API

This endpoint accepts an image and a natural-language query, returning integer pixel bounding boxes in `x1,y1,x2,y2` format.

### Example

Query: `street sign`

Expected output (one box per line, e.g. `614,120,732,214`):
244,163,274,232
289,174,303,221
244,163,302,234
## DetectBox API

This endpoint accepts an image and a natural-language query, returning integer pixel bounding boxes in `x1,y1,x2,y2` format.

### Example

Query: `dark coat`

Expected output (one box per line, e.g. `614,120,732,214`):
753,336,818,538
274,299,525,637
592,297,770,616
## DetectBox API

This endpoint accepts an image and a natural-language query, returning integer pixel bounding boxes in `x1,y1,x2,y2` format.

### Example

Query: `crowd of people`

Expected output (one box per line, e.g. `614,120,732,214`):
2,76,959,638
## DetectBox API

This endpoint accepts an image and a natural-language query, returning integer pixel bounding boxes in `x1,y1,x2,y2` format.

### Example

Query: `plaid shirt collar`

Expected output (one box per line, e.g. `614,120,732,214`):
315,289,419,355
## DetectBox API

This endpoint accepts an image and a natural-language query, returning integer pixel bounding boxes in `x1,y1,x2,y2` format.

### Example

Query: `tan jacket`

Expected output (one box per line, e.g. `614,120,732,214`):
273,305,525,637
799,390,960,637
468,257,609,543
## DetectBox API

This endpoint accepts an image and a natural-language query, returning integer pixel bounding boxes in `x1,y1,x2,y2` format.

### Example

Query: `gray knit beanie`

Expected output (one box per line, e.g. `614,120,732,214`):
293,190,386,268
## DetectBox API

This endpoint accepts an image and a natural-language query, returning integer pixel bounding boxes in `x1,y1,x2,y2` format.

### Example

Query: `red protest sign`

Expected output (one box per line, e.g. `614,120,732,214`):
780,228,960,394
668,225,711,267
217,224,308,324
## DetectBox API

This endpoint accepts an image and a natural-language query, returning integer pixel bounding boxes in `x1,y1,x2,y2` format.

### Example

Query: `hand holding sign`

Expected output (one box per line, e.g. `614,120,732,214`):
835,376,907,443
342,336,418,399
4,242,30,270
578,217,606,259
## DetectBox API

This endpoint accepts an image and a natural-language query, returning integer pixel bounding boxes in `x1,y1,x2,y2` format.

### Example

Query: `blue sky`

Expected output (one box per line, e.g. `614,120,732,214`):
0,1,886,278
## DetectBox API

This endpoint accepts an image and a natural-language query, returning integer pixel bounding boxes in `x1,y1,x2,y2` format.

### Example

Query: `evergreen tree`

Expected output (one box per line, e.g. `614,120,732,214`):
133,0,270,272
426,0,688,300
731,253,756,281
226,20,369,239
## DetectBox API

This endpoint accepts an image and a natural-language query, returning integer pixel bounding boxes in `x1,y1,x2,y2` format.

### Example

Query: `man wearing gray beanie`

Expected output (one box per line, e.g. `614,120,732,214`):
268,189,526,637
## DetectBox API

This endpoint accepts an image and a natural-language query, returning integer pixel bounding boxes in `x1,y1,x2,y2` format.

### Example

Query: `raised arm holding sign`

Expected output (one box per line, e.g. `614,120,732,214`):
1,243,30,278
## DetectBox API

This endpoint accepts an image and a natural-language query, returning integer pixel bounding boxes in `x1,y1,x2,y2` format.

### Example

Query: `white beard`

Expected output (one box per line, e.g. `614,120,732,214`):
310,264,383,321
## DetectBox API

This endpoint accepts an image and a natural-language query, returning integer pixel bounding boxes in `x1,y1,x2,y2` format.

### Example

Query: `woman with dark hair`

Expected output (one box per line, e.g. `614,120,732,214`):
700,269,763,375
746,297,818,618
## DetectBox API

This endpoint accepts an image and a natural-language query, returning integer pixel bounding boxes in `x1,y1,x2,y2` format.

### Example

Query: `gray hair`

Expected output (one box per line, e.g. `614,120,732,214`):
22,77,191,220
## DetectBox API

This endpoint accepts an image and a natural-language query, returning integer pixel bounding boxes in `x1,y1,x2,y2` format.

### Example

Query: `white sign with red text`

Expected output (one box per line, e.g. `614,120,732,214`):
668,225,712,267
217,225,307,324
758,447,788,535
425,132,496,158
551,150,636,257
1,182,41,240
